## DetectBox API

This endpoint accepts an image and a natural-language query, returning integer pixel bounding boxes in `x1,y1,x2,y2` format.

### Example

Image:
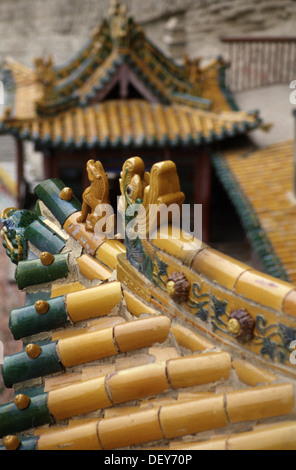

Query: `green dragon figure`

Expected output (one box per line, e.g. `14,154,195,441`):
0,207,38,264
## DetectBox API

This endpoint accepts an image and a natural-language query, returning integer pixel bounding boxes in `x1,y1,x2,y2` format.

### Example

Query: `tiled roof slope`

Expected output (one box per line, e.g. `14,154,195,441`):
1,101,260,149
213,140,296,284
1,159,296,450
0,3,262,148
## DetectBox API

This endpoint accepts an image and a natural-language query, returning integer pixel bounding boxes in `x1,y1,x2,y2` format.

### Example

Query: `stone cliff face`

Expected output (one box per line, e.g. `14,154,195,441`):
0,0,295,66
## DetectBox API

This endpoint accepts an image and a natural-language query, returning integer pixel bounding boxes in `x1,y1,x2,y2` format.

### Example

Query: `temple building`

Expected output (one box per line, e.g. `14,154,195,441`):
0,1,261,242
1,155,296,451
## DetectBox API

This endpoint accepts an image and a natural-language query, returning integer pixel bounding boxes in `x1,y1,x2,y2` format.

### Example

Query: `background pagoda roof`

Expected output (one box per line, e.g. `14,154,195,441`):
0,2,262,147
213,140,296,284
0,99,261,149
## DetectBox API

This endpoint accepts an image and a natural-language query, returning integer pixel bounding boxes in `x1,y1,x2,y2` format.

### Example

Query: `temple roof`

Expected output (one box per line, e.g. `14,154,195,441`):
1,156,296,450
0,2,261,149
213,140,296,284
0,100,260,149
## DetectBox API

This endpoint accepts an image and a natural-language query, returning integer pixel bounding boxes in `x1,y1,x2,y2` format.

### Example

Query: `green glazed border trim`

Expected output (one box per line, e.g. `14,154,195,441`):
24,219,66,254
9,295,68,340
34,179,81,226
15,252,69,290
212,153,290,282
0,393,53,438
2,341,63,388
0,437,38,451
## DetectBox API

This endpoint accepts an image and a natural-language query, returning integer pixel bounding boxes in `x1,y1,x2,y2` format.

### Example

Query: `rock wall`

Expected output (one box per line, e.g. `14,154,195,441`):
0,0,295,66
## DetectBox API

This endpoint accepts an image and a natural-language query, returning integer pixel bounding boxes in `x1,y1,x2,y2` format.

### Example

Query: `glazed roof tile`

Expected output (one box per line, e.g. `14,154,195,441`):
213,140,296,284
2,156,296,450
0,4,262,148
0,100,260,149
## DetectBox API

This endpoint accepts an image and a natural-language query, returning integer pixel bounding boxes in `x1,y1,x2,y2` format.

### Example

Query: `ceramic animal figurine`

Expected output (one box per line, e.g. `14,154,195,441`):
77,159,110,233
119,156,185,276
0,208,38,264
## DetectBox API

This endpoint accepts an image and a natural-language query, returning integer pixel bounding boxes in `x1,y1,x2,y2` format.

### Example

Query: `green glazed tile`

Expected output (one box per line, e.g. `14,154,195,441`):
9,295,68,340
0,437,38,451
24,219,66,254
34,179,81,225
15,253,69,290
0,394,53,438
2,341,63,388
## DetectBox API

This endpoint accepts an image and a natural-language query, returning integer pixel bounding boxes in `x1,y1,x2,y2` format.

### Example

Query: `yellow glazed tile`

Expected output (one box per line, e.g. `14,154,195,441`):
52,327,90,342
235,269,293,311
82,364,116,381
167,352,231,388
151,225,205,267
87,316,125,331
223,141,296,287
66,282,122,323
37,420,101,450
115,353,153,371
170,324,215,352
191,247,251,290
233,359,277,386
169,438,227,451
57,327,119,367
114,316,171,353
64,212,106,256
44,372,83,392
77,254,112,281
52,318,124,341
159,395,227,439
123,290,157,317
226,384,294,423
106,362,169,404
282,289,296,319
148,347,179,362
48,376,112,420
140,396,178,409
50,281,86,298
227,422,296,450
177,391,215,402
104,406,142,419
95,239,126,270
98,408,163,449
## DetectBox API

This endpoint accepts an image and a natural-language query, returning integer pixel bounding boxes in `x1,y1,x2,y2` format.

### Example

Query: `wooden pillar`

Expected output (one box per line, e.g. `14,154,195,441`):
194,149,212,243
16,138,24,208
164,146,171,161
52,150,59,179
43,150,52,180
43,148,60,180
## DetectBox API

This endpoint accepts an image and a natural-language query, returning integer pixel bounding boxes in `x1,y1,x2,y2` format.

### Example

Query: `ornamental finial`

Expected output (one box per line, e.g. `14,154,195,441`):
109,1,129,47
